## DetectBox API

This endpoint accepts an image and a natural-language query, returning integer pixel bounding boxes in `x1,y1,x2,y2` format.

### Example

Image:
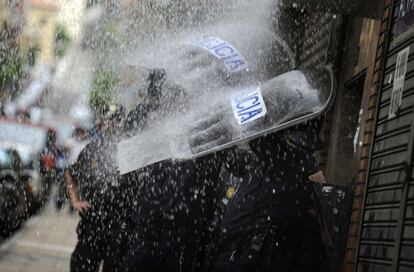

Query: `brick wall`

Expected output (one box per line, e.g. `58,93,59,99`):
341,1,393,271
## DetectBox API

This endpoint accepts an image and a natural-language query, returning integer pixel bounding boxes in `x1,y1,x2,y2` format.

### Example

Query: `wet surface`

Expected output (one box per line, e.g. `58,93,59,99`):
0,202,78,272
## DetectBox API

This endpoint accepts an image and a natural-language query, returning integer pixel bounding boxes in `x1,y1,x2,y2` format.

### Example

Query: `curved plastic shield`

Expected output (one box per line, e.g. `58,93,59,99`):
169,66,335,159
118,66,335,174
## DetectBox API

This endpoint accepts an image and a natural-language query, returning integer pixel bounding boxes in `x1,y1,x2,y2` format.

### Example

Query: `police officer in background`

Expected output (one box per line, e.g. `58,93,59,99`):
66,105,128,272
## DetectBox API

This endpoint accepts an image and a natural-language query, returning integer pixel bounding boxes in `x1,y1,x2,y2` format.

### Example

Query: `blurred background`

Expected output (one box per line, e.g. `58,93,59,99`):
1,1,413,272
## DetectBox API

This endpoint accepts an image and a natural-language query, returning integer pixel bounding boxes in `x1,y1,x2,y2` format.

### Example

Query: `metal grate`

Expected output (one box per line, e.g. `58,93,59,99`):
357,1,414,271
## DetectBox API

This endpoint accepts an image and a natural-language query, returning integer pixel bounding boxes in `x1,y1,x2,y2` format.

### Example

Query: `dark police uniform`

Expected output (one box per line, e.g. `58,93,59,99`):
120,68,222,272
213,123,324,272
69,137,129,272
120,154,221,272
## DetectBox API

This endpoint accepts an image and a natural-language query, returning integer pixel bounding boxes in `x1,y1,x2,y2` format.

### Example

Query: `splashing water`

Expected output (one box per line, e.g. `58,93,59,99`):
114,1,334,173
111,0,297,171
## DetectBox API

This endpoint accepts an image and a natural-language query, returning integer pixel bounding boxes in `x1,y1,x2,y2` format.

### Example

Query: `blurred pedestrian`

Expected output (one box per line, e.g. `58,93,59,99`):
39,130,62,196
56,127,89,212
54,146,68,211
66,105,128,272
0,103,6,117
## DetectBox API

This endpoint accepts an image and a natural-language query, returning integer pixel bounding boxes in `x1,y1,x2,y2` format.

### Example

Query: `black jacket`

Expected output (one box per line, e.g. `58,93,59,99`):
215,128,324,271
70,138,128,229
220,133,317,238
125,153,221,236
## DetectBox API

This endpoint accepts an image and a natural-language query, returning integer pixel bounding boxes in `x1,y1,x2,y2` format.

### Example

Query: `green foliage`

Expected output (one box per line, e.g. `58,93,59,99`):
0,51,23,88
27,46,40,66
89,69,118,111
0,22,23,88
54,25,71,58
93,23,123,64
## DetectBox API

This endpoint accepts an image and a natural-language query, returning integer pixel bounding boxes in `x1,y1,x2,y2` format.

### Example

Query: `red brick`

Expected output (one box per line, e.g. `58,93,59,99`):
374,59,382,71
369,93,378,102
372,60,382,71
357,172,367,183
341,262,354,272
382,6,390,20
372,72,381,84
348,221,360,236
368,96,377,109
360,146,370,159
368,108,376,118
351,209,362,223
364,120,374,132
368,92,379,101
381,18,388,28
355,184,365,197
362,134,372,145
343,1,389,270
371,82,379,92
378,34,385,46
344,250,356,266
353,196,364,210
359,160,369,172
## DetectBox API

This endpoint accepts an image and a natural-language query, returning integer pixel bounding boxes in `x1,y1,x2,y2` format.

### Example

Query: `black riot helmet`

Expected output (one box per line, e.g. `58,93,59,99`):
147,68,166,98
95,104,126,138
123,68,167,135
96,104,125,123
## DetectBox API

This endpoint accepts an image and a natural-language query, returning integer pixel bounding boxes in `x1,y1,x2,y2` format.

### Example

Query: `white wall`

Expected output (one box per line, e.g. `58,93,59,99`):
56,0,85,39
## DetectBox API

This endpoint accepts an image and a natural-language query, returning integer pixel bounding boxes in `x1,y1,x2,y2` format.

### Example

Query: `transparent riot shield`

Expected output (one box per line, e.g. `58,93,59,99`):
118,65,335,174
169,66,335,158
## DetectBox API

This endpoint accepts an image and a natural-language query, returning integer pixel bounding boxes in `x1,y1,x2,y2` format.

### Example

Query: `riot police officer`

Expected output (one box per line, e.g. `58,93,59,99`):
118,34,329,270
182,68,330,272
119,69,221,272
194,121,325,272
66,105,128,272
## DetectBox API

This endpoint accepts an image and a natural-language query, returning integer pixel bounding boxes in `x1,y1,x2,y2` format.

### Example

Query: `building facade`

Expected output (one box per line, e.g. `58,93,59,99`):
283,0,414,271
20,0,59,66
345,0,414,271
277,1,414,271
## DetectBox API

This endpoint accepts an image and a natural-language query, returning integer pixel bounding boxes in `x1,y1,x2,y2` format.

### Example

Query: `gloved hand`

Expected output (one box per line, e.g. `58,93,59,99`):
188,106,236,154
123,68,189,135
147,68,166,98
187,105,261,177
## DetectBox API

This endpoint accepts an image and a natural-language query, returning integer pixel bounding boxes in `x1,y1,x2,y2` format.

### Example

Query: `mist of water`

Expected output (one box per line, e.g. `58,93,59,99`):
45,0,309,173
111,0,302,171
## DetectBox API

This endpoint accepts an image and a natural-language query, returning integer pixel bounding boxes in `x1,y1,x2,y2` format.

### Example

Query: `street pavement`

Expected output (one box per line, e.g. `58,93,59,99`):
0,202,79,272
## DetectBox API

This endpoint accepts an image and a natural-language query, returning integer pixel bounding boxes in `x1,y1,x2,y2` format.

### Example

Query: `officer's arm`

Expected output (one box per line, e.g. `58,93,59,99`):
64,169,91,213
123,69,167,135
65,169,80,205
